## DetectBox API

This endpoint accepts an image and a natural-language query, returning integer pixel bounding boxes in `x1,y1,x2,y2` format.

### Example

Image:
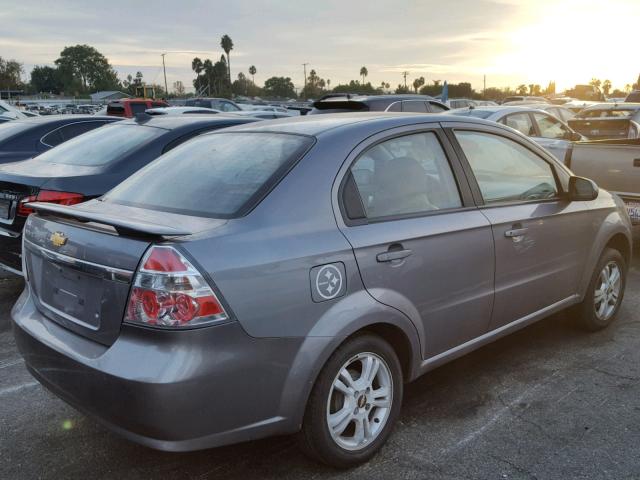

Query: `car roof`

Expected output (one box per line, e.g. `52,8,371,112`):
116,114,256,130
447,105,549,116
316,94,435,104
10,114,116,125
219,111,497,136
582,103,640,111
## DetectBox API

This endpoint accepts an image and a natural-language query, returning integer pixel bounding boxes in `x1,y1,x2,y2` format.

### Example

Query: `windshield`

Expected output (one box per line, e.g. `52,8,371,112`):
104,132,314,218
35,124,165,166
0,121,31,143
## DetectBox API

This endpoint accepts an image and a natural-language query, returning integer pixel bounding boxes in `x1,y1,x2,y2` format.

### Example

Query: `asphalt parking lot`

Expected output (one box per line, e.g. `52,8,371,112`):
1,245,640,480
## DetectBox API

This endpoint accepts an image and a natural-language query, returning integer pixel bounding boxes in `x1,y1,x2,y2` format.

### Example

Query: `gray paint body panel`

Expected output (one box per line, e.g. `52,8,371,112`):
12,113,633,451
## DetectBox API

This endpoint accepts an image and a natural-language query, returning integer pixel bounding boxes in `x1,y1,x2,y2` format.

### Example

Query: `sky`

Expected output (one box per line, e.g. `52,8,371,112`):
1,0,639,94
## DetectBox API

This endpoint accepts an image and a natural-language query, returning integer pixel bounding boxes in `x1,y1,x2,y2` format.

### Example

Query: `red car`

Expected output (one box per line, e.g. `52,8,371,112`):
106,98,168,118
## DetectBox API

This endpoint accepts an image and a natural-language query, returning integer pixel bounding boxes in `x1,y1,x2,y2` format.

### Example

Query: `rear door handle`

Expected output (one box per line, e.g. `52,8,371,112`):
504,228,528,238
376,249,412,262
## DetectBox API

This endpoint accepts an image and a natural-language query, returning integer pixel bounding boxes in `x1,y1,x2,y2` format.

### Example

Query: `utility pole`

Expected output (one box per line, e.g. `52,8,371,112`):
161,53,168,97
402,71,409,89
483,74,486,98
302,63,309,99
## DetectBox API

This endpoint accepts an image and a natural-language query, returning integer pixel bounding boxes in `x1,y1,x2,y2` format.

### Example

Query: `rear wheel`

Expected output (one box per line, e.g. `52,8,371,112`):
298,334,403,468
573,248,626,331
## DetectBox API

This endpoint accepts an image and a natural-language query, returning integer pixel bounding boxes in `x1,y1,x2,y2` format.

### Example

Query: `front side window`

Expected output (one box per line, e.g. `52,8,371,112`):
454,131,558,203
502,113,535,136
533,113,569,139
348,132,462,220
220,102,240,112
428,102,447,113
130,103,148,115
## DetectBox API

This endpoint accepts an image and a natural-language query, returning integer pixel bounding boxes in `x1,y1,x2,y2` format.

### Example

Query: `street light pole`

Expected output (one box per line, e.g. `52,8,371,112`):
161,53,168,98
302,63,309,99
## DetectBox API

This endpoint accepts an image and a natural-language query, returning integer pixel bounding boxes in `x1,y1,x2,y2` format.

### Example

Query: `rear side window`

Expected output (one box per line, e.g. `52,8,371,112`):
35,124,164,166
348,132,462,220
104,133,314,218
454,131,558,203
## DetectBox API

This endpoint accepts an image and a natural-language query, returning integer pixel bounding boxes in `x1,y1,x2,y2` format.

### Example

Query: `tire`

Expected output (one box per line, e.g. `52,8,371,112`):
573,247,626,331
298,333,403,468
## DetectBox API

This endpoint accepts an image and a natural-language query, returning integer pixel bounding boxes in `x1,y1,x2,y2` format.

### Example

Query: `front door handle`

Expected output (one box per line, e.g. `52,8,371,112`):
504,228,528,238
376,249,412,262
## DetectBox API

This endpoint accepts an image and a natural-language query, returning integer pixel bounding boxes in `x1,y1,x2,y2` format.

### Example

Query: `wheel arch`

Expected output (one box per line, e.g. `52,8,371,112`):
276,293,423,432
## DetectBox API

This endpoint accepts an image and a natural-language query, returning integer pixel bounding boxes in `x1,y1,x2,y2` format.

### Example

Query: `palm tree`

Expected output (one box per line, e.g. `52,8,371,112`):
249,65,257,84
327,79,331,91
360,66,368,84
220,34,234,84
602,79,612,96
412,76,425,93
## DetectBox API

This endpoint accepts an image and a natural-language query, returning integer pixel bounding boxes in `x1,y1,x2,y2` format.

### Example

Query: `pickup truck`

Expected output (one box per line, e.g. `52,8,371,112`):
568,103,640,140
567,138,640,224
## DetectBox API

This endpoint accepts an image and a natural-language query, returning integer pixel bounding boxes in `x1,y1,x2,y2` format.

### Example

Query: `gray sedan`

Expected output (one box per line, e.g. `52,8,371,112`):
448,105,583,162
12,113,632,468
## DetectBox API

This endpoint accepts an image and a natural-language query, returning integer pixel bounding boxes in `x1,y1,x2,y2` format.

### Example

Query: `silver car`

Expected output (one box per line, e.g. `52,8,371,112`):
448,105,583,162
13,113,631,467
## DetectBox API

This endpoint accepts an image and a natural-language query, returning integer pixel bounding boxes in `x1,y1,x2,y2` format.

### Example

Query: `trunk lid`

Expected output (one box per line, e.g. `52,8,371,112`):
23,200,226,345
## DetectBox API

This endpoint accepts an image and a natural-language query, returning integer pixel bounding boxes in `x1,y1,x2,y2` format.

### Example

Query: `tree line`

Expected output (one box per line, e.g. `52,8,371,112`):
2,36,639,101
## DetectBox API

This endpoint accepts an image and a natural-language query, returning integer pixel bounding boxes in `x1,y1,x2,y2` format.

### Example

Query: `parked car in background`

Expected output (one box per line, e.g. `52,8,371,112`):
0,115,120,165
448,98,476,109
0,115,258,274
502,96,549,104
474,100,499,106
568,103,640,140
504,101,575,122
106,98,169,118
310,94,448,114
233,110,296,119
185,97,243,112
567,138,640,224
448,106,583,161
146,106,221,116
563,100,600,114
626,90,640,102
13,113,631,468
0,100,29,120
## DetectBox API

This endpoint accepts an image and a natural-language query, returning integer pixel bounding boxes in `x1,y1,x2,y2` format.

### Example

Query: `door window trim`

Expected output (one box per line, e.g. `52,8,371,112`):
442,123,569,208
336,125,477,227
40,120,108,148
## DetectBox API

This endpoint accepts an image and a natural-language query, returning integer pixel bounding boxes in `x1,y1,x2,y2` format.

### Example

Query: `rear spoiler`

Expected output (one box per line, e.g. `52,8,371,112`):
28,202,192,237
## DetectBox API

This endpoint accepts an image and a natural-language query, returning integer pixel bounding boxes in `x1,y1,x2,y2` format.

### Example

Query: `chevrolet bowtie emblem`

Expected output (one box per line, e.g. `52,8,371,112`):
50,232,68,247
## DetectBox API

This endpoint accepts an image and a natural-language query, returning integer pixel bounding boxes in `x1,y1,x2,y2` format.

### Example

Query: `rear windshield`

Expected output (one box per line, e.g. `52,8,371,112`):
448,109,493,119
35,124,164,166
104,132,314,218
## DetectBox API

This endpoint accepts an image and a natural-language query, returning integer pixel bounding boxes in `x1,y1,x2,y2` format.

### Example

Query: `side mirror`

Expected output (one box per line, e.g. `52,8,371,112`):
570,131,583,141
569,176,599,201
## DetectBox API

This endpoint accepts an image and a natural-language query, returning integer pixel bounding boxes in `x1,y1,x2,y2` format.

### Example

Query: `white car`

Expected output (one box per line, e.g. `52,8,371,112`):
502,101,575,123
448,106,584,162
145,106,221,116
0,100,28,120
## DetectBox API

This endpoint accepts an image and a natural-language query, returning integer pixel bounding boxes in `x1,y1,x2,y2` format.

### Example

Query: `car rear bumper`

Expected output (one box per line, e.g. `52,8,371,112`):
11,287,321,451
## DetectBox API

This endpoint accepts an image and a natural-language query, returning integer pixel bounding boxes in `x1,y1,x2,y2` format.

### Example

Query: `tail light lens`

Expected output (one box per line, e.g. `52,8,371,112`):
125,246,228,329
18,190,84,216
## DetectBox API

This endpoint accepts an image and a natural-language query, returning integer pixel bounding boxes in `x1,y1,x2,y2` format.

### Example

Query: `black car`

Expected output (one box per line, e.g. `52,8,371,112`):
309,94,449,114
0,114,258,273
0,115,120,165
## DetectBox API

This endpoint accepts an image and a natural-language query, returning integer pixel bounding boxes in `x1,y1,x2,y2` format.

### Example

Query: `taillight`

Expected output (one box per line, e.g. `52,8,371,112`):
124,246,228,329
18,190,84,216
